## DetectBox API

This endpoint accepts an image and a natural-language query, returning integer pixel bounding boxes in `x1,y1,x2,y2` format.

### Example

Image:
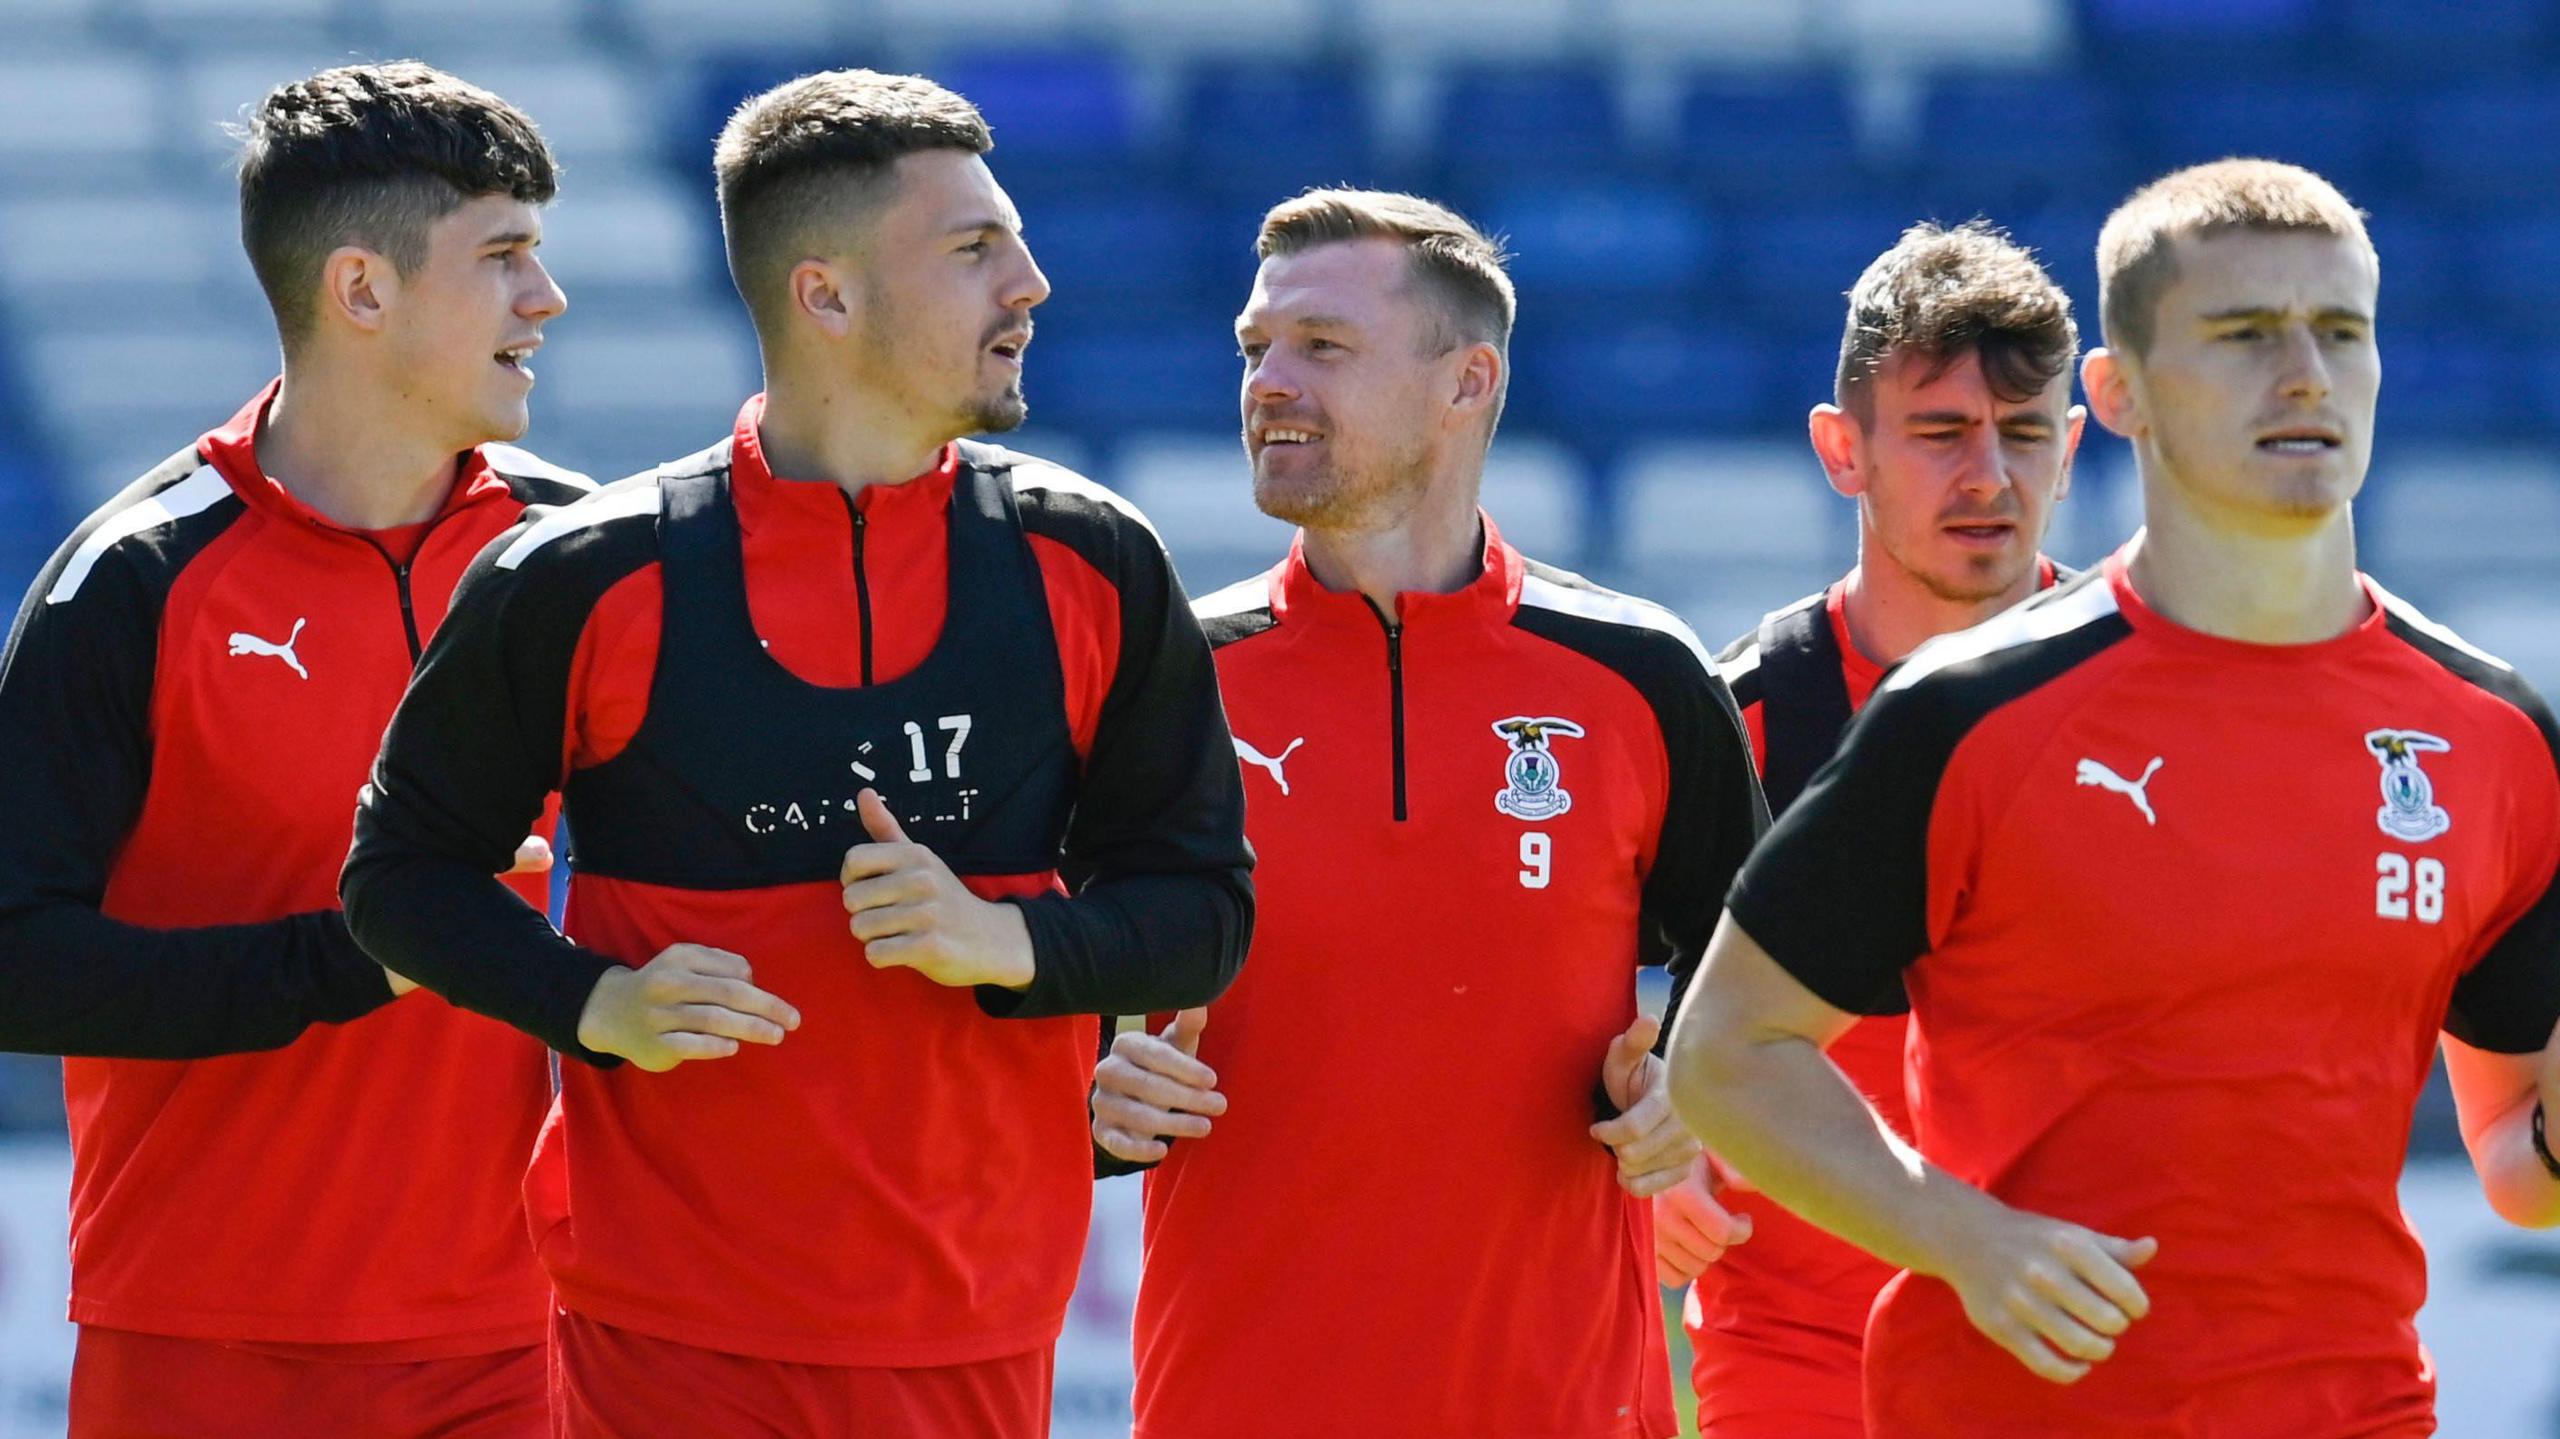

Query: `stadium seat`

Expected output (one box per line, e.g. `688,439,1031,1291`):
1097,0,1327,58
1912,73,2127,210
1481,436,1592,566
1722,208,1910,329
2342,0,2554,77
169,48,375,164
1517,321,1772,439
1601,0,1814,67
1433,64,1629,186
1021,188,1227,327
2471,217,2560,323
1612,439,1847,622
618,0,845,58
2406,83,2560,203
1833,0,2070,68
1476,181,1712,299
2080,0,2323,67
1674,73,1867,202
409,57,659,173
534,307,761,478
377,0,587,49
1350,0,1579,61
935,49,1147,167
1109,432,1285,594
1173,61,1390,207
2363,213,2465,323
2375,332,2523,440
0,54,162,180
2438,593,2560,694
2367,452,2560,577
1027,330,1244,433
0,187,245,324
533,177,718,295
874,0,1078,47
8,0,111,44
2133,82,2385,203
132,0,340,47
26,322,279,504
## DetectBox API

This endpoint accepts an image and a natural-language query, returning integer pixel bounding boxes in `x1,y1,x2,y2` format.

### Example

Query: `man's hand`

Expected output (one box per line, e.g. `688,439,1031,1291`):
1929,1194,2158,1385
576,944,801,1072
386,835,558,1000
1653,1152,1754,1286
1093,1009,1223,1164
1591,1013,1701,1198
840,790,1035,990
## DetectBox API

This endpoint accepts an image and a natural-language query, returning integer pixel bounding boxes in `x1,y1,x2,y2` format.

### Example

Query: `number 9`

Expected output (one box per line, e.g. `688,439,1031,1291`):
1520,832,1551,890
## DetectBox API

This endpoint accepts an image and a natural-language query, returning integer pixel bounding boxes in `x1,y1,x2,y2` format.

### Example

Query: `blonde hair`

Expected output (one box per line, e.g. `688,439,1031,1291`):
2097,158,2375,357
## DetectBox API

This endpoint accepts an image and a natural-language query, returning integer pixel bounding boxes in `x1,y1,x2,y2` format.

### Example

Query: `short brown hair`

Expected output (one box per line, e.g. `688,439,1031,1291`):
238,61,557,346
2098,158,2376,358
1836,220,2078,424
1256,188,1517,357
713,69,992,329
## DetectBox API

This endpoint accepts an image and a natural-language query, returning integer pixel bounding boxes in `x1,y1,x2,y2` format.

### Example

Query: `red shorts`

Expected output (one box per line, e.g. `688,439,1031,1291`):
1687,1320,1864,1439
69,1326,545,1438
548,1308,1053,1439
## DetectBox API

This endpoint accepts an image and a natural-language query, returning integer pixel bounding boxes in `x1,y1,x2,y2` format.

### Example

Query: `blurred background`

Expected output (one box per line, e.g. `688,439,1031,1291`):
0,0,2557,1433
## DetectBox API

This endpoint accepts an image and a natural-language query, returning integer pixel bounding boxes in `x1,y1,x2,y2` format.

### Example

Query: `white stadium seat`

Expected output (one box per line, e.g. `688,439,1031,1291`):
1480,436,1590,567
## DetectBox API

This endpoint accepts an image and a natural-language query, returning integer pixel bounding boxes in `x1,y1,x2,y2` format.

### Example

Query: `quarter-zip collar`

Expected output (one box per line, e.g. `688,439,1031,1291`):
726,392,959,537
197,378,509,535
1266,509,1525,633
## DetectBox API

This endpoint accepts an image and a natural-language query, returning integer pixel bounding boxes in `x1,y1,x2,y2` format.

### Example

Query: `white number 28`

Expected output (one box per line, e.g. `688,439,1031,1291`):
2375,852,2445,924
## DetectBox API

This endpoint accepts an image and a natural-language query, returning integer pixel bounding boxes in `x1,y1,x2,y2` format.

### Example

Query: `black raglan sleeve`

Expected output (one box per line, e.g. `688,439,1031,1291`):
341,504,647,1066
985,485,1254,1022
0,497,394,1058
2443,680,2560,1053
1644,642,1771,1051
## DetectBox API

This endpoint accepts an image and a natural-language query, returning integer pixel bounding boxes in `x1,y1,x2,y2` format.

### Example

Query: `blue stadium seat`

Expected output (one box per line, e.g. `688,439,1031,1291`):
1723,209,1910,329
1026,189,1229,325
2472,217,2560,325
1434,64,1626,185
2081,0,2323,60
2342,0,2555,76
1030,329,1244,433
2133,82,2385,203
1675,74,1866,202
2406,83,2560,202
2377,330,2522,439
1914,74,2130,209
1175,62,1389,207
936,49,1144,166
1515,321,1771,438
1478,182,1712,299
2366,214,2466,323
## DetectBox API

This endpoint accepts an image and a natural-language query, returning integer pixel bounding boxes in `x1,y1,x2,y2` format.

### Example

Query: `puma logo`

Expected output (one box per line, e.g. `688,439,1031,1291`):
2075,755,2163,826
227,617,309,680
1234,735,1304,796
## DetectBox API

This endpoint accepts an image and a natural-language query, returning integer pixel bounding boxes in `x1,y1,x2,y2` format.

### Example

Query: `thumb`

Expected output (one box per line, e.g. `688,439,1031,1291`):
1603,1013,1660,1102
507,835,554,875
2103,1234,2160,1267
855,788,909,844
1165,1007,1208,1057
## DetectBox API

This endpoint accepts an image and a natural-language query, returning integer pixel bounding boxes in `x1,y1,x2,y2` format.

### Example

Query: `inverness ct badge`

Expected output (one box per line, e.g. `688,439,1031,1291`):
2365,728,2452,843
1492,716,1585,821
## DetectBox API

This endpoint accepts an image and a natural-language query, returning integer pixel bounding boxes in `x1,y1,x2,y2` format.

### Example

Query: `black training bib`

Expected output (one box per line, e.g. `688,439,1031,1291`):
565,440,1078,889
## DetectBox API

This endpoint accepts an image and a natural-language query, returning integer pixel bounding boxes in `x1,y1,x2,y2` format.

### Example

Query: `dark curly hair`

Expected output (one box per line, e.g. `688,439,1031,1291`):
1836,220,2078,424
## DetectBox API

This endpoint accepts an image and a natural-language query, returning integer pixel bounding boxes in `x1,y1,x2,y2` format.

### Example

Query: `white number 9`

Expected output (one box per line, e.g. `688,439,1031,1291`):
1520,832,1551,890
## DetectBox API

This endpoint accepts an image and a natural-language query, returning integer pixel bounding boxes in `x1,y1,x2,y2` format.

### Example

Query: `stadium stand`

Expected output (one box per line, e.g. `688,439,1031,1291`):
1,0,2555,1148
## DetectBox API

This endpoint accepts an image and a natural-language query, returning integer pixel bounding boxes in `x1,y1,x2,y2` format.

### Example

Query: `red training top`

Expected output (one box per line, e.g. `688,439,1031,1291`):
1125,522,1765,1439
1728,553,2560,1437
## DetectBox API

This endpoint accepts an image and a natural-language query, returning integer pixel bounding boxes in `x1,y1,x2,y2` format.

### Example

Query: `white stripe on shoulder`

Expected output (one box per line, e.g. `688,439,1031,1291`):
1008,458,1163,544
1720,640,1763,685
47,465,232,605
2371,580,2513,672
1192,572,1271,620
495,483,662,570
481,443,595,491
1518,573,1719,678
1883,576,2122,695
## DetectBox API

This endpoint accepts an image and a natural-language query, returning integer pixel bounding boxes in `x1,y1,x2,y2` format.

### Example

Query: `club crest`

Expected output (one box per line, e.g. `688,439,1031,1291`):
1492,715,1586,821
2365,729,2452,843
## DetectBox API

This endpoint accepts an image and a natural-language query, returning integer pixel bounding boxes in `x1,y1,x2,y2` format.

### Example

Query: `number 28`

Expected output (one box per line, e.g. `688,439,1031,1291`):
2375,853,2444,924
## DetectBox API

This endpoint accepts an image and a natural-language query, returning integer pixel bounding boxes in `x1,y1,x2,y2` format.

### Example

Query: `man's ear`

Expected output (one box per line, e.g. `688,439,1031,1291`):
319,245,395,337
2082,348,2142,441
1809,403,1865,499
790,257,857,340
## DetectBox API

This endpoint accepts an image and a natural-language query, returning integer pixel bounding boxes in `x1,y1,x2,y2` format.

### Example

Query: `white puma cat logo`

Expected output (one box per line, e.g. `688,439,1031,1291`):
1234,736,1304,795
2075,755,2163,826
227,617,309,680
